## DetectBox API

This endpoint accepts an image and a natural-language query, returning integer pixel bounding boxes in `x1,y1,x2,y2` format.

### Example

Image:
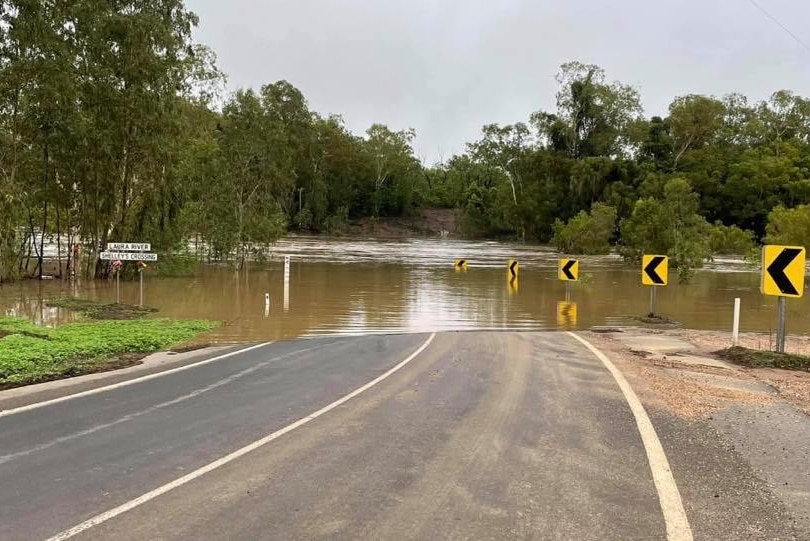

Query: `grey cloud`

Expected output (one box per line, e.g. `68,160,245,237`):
187,0,810,163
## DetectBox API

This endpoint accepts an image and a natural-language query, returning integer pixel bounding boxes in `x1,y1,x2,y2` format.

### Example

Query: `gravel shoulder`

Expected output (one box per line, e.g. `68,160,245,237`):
584,327,810,538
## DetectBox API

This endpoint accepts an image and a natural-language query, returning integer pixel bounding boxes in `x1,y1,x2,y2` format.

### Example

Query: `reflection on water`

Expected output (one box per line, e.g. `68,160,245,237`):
0,237,805,343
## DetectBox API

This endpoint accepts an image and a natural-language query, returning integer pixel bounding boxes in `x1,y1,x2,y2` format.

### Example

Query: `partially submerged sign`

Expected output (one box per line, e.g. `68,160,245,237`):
558,259,579,282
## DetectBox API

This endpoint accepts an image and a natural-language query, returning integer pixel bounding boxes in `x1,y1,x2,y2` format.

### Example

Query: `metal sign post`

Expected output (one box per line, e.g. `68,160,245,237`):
776,296,787,353
558,258,579,303
641,255,668,317
760,245,806,354
101,243,156,307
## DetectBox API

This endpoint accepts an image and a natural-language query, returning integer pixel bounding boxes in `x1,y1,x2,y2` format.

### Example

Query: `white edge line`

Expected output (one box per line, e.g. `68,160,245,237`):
566,332,693,541
0,342,273,418
45,332,437,541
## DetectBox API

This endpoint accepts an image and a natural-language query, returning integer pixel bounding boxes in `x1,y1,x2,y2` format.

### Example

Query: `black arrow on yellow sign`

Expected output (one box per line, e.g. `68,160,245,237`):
561,260,577,281
643,256,667,285
508,260,519,279
767,247,802,296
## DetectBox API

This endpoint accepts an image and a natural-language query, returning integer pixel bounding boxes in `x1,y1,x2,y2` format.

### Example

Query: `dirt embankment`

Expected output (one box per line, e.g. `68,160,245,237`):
344,208,458,238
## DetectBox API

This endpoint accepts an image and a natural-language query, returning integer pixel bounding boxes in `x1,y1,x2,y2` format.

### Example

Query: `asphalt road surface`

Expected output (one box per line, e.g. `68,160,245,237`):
0,332,803,540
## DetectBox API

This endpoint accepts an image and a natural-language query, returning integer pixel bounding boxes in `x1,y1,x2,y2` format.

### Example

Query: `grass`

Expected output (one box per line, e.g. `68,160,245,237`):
46,298,157,320
0,316,216,388
715,346,810,371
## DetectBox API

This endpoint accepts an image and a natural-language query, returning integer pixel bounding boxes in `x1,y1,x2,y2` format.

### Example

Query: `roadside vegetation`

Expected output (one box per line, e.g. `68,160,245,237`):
45,298,157,320
3,3,810,283
716,346,810,371
0,317,215,388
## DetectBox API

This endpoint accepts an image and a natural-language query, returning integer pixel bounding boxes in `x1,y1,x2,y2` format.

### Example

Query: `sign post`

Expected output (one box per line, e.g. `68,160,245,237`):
283,255,291,312
761,245,805,353
558,258,579,302
641,255,669,316
100,243,156,307
139,265,144,307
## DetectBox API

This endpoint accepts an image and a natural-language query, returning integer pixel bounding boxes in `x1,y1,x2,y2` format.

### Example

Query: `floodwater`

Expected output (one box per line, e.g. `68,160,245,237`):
0,237,807,343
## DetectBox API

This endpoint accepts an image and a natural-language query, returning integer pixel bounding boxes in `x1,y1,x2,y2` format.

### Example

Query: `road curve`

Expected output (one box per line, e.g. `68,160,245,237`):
0,332,798,540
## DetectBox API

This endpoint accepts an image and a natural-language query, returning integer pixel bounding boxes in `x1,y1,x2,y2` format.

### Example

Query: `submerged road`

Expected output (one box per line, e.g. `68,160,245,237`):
0,332,800,540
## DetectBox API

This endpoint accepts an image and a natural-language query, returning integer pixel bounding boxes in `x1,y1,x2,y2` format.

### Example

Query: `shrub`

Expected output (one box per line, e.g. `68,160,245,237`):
550,203,617,255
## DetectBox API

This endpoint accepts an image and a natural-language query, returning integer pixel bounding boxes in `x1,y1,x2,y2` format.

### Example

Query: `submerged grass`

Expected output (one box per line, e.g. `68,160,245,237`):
45,298,157,320
0,317,216,388
716,346,810,371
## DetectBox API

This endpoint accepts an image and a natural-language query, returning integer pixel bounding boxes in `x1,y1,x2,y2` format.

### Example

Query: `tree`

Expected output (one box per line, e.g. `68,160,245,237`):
551,203,617,255
709,223,755,255
667,95,726,167
620,178,711,282
764,205,810,248
364,124,418,217
533,62,642,158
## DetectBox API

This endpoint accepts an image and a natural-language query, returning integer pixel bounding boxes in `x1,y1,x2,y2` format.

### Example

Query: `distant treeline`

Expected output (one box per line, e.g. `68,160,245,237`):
2,2,810,282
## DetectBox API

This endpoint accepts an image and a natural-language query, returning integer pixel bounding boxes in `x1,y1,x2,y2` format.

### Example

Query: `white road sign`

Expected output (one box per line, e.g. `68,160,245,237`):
100,252,158,261
107,243,150,252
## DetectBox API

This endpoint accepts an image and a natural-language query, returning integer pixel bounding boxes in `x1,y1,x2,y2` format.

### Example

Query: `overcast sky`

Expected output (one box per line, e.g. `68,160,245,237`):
186,0,810,164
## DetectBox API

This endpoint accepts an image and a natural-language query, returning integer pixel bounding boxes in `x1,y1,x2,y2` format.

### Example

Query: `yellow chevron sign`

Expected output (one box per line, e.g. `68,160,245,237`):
761,245,805,298
642,255,668,286
559,259,579,281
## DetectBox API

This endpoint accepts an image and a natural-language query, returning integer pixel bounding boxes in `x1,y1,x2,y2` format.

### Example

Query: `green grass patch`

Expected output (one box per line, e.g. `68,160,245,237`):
0,317,216,388
715,346,810,371
46,298,157,320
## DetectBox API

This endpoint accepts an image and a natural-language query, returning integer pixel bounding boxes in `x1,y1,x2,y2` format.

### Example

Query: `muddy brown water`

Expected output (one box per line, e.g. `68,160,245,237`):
0,237,806,344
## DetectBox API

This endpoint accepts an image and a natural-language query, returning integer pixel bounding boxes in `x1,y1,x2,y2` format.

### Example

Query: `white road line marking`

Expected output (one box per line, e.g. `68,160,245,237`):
45,333,437,541
567,332,693,541
0,342,272,418
0,344,324,466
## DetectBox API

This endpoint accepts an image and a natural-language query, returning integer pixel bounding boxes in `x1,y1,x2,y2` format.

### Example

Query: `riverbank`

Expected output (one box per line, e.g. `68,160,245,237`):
0,317,215,389
331,208,458,238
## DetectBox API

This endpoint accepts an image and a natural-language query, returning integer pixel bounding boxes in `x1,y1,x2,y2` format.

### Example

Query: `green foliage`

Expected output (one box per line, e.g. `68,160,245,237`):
551,203,617,254
764,205,810,249
153,255,200,278
718,346,810,371
709,223,756,255
5,5,810,285
0,317,215,387
620,178,711,282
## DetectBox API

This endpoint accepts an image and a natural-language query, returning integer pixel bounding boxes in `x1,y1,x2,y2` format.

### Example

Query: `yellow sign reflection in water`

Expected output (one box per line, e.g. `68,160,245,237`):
508,276,519,295
507,259,519,279
556,302,577,328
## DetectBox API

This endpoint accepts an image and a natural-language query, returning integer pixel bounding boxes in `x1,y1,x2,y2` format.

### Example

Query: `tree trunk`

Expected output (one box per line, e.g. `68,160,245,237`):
56,199,62,279
38,143,49,279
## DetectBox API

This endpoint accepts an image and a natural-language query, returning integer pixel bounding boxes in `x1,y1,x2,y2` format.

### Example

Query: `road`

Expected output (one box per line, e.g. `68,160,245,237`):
0,332,804,540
